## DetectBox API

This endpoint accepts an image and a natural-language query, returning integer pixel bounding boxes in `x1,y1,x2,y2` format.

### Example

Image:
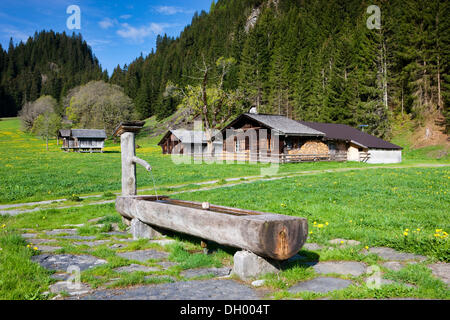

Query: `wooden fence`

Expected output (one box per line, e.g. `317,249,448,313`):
190,151,349,163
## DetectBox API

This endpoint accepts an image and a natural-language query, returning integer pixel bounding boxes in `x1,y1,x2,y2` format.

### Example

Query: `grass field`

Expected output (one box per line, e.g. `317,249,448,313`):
0,117,449,300
1,118,448,205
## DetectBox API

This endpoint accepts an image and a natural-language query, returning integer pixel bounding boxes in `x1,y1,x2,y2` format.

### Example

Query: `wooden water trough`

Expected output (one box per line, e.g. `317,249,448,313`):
113,122,308,261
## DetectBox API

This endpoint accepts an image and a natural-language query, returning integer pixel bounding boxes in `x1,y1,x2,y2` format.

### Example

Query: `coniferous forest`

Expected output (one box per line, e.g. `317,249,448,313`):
0,31,106,117
1,0,449,138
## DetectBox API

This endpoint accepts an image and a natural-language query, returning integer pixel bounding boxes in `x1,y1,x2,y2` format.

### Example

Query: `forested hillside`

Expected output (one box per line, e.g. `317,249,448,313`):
1,0,448,139
112,0,449,138
0,31,107,117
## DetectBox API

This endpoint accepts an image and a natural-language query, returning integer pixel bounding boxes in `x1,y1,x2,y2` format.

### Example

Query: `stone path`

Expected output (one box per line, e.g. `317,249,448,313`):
77,280,260,300
117,249,170,262
24,226,449,300
428,263,450,287
180,267,232,279
312,261,367,277
32,254,107,272
364,247,427,261
289,277,353,294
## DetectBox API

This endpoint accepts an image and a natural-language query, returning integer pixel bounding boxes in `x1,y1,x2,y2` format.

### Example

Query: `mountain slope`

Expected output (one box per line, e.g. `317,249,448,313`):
0,31,107,117
114,0,449,140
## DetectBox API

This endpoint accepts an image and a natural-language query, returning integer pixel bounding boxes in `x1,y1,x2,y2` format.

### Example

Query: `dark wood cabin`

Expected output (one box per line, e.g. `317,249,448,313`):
158,129,223,155
221,113,328,163
58,129,107,153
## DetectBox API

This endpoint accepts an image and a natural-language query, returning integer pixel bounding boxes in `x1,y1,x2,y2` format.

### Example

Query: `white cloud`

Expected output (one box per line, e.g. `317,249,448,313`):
154,6,194,15
0,25,31,43
99,18,117,29
119,14,132,20
116,22,171,43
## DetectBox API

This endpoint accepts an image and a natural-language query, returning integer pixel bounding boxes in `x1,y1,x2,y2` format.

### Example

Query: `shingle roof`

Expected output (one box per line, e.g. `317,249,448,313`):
241,113,325,136
175,129,224,144
71,129,107,139
58,129,71,138
297,121,402,150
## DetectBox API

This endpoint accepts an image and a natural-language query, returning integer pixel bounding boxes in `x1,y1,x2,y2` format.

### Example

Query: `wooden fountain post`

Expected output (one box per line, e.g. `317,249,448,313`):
113,121,147,196
113,121,163,238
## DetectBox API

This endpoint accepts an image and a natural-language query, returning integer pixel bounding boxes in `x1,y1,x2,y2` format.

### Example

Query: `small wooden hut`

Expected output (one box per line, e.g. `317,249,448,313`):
58,129,107,153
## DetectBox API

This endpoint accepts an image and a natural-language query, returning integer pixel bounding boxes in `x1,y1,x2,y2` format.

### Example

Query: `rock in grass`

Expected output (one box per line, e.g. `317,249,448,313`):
45,229,77,236
156,261,178,270
302,243,323,251
35,245,62,253
329,239,361,246
289,277,353,294
232,251,280,280
21,233,38,239
313,261,367,277
382,261,405,271
251,280,266,287
365,247,426,262
428,263,450,286
149,239,176,246
117,249,169,262
114,264,160,273
32,254,107,272
50,281,91,296
181,267,232,279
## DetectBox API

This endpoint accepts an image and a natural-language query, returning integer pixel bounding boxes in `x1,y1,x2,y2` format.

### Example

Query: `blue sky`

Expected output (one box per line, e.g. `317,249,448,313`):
0,0,213,75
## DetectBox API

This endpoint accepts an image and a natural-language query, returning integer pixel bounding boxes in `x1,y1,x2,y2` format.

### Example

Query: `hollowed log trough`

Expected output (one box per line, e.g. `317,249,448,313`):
113,122,308,261
116,196,308,260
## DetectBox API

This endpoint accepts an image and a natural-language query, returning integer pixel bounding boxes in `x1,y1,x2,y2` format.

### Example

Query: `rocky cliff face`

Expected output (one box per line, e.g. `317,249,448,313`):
244,0,279,32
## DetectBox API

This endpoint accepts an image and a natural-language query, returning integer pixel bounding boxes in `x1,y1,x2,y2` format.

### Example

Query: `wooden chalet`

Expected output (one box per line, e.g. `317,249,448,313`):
158,129,223,155
221,113,402,163
58,129,107,153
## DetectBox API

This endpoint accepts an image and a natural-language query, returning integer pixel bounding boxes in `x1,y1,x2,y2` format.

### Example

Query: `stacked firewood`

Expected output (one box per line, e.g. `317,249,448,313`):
296,141,330,160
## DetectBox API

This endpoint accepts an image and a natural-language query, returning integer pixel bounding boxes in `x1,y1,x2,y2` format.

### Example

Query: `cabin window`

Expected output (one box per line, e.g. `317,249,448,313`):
235,139,241,152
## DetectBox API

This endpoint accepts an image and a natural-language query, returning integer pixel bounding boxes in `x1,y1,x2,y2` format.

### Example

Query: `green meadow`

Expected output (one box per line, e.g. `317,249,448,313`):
0,118,448,205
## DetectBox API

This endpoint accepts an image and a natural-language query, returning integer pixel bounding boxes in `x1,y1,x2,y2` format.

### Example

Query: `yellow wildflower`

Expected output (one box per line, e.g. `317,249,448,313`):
403,232,408,236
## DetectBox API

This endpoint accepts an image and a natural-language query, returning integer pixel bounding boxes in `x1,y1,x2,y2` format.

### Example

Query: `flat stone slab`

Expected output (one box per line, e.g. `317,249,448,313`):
289,277,353,294
35,245,62,253
21,233,38,239
377,279,416,289
156,261,178,270
149,239,176,246
181,267,232,279
117,250,169,262
329,239,361,246
428,263,450,286
50,281,91,296
28,238,57,245
366,247,426,261
74,240,109,247
104,231,129,236
382,261,405,271
32,254,107,272
59,235,98,240
114,264,160,273
303,243,323,251
50,273,71,281
313,261,367,277
144,275,176,282
45,229,77,236
77,279,259,300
